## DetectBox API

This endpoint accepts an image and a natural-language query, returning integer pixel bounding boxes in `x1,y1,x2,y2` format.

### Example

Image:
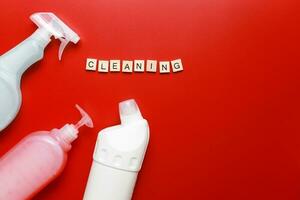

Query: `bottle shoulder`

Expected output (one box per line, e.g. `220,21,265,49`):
99,119,149,150
94,119,150,172
22,131,67,153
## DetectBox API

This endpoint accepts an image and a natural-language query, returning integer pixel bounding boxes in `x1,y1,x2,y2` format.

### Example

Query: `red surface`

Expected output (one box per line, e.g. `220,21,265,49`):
0,0,300,199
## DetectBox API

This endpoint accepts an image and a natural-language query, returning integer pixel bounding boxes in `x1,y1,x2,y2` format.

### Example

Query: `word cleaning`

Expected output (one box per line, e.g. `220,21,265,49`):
86,59,184,73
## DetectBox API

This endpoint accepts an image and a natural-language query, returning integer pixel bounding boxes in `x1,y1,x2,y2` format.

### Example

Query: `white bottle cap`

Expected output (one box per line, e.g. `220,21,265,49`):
119,99,143,124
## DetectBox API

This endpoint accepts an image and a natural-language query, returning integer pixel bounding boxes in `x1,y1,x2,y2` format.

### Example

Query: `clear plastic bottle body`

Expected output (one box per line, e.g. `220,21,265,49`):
0,131,69,200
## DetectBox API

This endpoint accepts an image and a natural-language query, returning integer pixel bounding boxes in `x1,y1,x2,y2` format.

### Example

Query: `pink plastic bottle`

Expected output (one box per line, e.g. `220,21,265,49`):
0,105,93,200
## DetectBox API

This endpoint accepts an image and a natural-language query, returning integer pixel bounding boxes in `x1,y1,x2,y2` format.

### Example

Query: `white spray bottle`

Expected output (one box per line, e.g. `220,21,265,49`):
0,12,80,131
84,99,150,200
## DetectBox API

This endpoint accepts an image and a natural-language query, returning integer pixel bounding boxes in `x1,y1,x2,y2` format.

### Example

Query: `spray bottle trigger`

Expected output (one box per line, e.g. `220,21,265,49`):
75,104,94,129
58,38,69,61
30,12,80,61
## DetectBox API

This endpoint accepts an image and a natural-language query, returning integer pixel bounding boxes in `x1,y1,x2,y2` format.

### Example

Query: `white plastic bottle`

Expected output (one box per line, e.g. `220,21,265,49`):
83,99,150,200
0,12,80,131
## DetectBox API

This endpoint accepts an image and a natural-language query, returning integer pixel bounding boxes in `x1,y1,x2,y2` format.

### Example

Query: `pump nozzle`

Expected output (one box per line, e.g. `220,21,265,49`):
75,104,94,129
30,12,80,60
56,105,93,144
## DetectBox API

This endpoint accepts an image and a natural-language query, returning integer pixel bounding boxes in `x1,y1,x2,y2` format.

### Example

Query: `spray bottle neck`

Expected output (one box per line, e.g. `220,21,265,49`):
32,28,52,44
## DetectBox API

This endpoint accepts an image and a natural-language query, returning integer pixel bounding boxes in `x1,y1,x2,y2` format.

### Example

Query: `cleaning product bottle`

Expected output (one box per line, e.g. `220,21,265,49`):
83,99,150,200
0,105,93,200
0,12,80,131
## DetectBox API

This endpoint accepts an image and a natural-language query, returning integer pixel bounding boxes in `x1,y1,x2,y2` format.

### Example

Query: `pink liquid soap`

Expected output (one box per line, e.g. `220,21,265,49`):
0,105,93,200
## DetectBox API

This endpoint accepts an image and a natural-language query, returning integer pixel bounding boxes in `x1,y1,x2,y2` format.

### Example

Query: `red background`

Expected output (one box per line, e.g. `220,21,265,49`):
0,0,300,199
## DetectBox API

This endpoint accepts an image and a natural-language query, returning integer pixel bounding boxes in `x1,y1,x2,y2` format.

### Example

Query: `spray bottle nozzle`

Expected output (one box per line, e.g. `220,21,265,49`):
75,104,94,129
30,12,80,60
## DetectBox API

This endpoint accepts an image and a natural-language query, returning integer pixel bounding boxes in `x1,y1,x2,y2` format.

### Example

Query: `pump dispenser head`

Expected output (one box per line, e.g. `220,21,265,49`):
75,104,94,129
30,12,80,60
58,104,93,144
